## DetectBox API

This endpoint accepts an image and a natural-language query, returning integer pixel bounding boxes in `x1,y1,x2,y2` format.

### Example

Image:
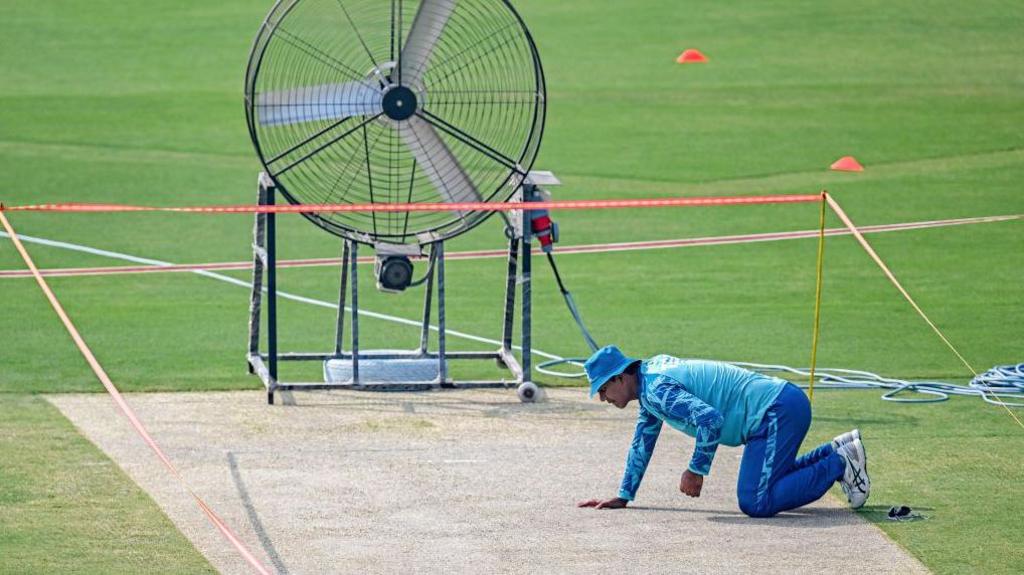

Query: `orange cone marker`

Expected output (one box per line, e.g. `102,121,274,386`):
677,49,708,63
830,156,864,172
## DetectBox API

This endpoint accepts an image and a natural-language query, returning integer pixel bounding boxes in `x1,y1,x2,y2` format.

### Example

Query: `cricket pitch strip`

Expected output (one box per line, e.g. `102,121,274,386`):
50,389,928,574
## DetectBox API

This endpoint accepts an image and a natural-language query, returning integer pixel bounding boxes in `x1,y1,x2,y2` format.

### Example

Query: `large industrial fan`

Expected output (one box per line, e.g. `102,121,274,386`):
243,0,556,404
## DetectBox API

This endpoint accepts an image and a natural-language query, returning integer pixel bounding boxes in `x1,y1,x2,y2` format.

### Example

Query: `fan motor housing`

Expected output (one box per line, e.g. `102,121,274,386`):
382,86,418,121
375,255,414,293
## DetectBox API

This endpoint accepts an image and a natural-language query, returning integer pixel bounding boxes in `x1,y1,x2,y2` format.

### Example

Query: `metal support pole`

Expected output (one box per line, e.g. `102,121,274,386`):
266,184,278,402
521,230,532,384
247,182,267,373
437,241,448,385
419,246,436,355
501,237,519,355
349,240,360,384
334,241,350,356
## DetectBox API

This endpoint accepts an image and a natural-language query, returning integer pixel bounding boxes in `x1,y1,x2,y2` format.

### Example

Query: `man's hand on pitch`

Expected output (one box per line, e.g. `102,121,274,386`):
680,470,704,497
577,497,628,509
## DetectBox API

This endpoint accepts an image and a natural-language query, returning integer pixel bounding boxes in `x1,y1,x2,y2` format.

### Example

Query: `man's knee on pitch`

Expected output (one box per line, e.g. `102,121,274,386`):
737,489,776,518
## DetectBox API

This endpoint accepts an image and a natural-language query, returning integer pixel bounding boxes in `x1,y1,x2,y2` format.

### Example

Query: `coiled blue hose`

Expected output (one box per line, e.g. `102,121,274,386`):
537,255,1024,407
732,362,1024,406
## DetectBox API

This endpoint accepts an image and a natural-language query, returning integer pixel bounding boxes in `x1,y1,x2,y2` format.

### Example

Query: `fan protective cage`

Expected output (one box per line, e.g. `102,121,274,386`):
245,0,546,245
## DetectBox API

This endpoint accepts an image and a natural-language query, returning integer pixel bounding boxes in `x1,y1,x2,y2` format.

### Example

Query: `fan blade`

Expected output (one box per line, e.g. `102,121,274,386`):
400,115,482,213
257,81,382,126
399,0,456,87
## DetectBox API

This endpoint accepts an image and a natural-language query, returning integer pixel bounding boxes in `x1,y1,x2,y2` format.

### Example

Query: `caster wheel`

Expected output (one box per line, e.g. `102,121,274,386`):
517,381,539,403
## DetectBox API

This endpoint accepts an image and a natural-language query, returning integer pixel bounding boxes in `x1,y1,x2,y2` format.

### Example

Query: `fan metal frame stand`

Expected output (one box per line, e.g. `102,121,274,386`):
247,172,544,405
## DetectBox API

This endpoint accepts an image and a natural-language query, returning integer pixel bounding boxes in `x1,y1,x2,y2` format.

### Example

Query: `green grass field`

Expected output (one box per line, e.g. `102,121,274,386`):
1,0,1022,573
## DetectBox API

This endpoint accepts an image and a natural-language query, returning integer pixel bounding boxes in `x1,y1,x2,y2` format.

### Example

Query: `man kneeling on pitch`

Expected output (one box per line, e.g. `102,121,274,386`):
577,345,870,517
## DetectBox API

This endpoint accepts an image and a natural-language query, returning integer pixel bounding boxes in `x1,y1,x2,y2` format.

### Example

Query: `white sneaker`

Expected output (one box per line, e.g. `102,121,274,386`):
831,428,861,450
837,438,870,509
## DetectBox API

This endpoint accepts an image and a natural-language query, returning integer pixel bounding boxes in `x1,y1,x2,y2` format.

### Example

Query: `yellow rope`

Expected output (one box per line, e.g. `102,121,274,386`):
807,192,827,401
824,193,1024,429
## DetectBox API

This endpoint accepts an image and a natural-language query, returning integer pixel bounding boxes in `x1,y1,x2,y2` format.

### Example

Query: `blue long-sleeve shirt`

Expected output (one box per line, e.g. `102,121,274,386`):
618,355,787,501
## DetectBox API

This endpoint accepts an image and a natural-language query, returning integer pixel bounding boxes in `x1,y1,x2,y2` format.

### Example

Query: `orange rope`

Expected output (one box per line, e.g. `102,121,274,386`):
0,194,822,214
823,194,1024,429
0,210,272,574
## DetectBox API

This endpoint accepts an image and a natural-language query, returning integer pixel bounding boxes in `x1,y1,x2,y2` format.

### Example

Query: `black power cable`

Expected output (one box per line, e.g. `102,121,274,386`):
536,252,599,378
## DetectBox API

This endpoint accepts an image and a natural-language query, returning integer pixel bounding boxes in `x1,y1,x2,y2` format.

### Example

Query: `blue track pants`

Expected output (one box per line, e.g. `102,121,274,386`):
736,383,846,517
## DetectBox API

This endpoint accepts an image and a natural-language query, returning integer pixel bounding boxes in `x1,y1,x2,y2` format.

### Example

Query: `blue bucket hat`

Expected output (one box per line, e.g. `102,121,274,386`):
585,345,639,398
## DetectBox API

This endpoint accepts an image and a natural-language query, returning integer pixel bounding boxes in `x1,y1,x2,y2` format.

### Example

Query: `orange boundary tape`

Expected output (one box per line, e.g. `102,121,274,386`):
0,210,272,574
0,194,821,214
823,193,1024,429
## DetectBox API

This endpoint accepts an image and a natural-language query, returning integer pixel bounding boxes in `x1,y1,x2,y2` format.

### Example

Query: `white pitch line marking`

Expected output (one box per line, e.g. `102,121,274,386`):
0,231,567,361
